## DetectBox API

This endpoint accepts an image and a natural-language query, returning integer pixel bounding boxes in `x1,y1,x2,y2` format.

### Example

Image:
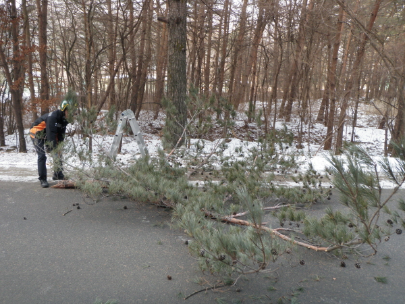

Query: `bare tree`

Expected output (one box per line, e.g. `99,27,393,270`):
213,0,230,108
107,0,118,109
134,0,153,118
324,3,345,151
22,0,37,121
154,0,168,119
0,0,27,152
334,0,383,154
228,0,248,110
241,0,271,122
280,0,314,122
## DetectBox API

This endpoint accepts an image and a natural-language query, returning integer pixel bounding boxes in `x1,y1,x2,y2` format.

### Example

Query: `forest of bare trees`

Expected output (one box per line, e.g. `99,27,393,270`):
1,0,405,153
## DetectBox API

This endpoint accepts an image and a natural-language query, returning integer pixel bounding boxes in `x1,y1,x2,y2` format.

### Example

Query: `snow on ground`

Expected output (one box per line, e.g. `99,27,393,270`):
0,105,398,188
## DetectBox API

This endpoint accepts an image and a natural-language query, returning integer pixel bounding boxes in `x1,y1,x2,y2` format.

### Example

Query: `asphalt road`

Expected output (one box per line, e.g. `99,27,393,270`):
1,181,405,304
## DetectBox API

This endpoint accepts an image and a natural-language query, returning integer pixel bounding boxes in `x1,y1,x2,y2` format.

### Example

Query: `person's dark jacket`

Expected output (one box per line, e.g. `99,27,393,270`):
29,110,68,150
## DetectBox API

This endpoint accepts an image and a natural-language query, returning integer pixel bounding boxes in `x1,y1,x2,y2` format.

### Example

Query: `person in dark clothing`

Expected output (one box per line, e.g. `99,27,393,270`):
29,99,76,188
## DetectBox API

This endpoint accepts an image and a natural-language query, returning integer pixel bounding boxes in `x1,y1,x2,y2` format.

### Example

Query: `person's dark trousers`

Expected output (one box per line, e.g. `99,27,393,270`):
31,137,47,180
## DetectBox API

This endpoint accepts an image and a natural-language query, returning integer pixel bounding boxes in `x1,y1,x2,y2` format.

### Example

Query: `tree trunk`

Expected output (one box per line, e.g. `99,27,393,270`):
164,0,187,149
215,0,230,106
283,0,314,122
335,0,382,154
338,0,360,92
154,0,168,119
0,0,27,152
135,0,153,118
391,51,405,145
324,4,344,150
351,68,363,142
228,0,248,110
129,0,137,113
0,116,5,146
131,2,147,115
270,9,282,130
36,0,50,114
195,3,206,92
241,2,269,121
82,0,94,110
107,0,117,110
203,4,213,96
316,31,331,124
22,0,37,121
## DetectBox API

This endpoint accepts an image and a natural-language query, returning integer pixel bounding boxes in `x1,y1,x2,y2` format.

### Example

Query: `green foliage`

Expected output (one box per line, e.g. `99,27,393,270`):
374,277,388,284
268,286,277,292
61,111,405,281
75,106,99,138
303,208,354,245
161,96,179,149
302,142,405,254
48,141,66,175
185,86,216,140
97,106,118,135
170,130,324,276
63,121,316,278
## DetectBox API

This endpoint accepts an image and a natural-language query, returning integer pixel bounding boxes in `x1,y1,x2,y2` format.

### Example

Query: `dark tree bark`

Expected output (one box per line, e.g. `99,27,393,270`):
130,1,147,116
36,0,50,114
164,0,187,149
324,4,344,150
154,0,168,119
229,0,248,110
107,0,117,110
391,53,405,145
22,0,37,121
82,0,94,110
0,116,5,146
203,3,213,96
270,8,283,130
129,0,137,113
213,0,229,105
135,0,153,118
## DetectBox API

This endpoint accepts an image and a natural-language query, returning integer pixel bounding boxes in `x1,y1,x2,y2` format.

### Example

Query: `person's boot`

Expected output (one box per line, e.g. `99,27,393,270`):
39,179,49,188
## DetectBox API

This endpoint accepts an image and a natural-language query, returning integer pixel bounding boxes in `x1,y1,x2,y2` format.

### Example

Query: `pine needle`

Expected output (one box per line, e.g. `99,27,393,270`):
374,277,388,284
382,255,391,261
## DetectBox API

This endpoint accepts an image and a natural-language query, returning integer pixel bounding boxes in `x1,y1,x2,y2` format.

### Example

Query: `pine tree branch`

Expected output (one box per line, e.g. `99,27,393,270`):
166,104,202,157
230,204,296,218
369,175,405,227
51,180,77,188
204,210,361,252
186,138,227,179
184,283,227,300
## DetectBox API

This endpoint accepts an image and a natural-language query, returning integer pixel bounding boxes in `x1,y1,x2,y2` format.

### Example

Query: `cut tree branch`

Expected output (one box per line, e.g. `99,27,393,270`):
204,210,360,252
